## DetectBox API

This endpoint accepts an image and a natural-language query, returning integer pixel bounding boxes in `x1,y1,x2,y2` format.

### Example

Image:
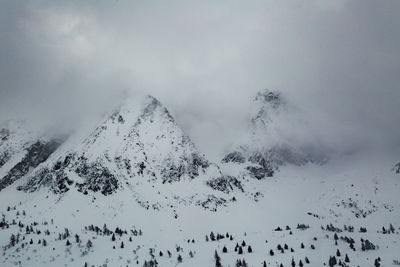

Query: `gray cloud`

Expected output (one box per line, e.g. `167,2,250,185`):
0,0,399,161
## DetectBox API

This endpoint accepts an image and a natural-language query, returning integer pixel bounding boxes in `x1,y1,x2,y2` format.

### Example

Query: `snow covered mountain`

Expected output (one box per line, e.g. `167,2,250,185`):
221,90,327,179
16,95,240,210
0,93,399,267
0,121,62,192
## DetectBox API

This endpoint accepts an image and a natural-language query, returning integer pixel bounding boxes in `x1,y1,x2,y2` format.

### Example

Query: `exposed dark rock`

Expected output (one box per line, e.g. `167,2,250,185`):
0,128,11,168
19,153,119,196
221,151,245,164
206,176,244,193
0,140,61,191
74,160,119,196
196,195,227,211
246,165,274,180
0,151,11,169
254,90,283,109
161,153,210,183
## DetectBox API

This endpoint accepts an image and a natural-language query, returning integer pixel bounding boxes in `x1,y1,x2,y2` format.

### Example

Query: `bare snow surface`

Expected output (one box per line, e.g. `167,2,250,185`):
0,92,399,267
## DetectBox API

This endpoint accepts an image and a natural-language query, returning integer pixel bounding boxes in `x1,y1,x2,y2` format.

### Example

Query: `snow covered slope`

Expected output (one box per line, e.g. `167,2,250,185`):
0,121,62,192
0,152,398,267
221,90,327,180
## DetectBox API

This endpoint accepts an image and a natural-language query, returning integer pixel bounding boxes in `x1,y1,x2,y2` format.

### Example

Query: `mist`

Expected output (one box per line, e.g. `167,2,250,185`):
0,0,399,161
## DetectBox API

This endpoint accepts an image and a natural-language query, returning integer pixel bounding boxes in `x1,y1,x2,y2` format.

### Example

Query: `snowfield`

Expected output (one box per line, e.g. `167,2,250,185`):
0,152,399,267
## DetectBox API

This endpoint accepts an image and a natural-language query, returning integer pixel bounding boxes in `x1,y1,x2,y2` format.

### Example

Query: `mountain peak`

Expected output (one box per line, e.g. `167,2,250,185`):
139,95,174,123
254,89,284,109
18,93,226,204
250,90,285,133
221,89,327,180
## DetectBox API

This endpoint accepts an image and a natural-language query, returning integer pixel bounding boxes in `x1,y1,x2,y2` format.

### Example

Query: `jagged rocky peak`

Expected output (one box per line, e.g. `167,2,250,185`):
107,95,173,127
19,94,222,196
251,90,287,132
221,89,327,180
140,95,174,121
254,89,284,109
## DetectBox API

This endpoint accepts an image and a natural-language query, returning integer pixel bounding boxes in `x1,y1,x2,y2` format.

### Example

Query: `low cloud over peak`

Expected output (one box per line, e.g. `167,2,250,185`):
0,0,399,161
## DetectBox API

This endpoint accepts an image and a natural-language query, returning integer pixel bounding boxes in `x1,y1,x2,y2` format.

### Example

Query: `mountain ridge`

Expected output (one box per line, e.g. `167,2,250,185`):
15,94,241,210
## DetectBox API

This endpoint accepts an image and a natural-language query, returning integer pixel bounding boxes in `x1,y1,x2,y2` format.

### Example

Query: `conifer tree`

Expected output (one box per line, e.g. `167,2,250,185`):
215,250,222,267
328,256,337,267
210,232,216,241
10,234,16,247
345,254,350,263
86,239,93,249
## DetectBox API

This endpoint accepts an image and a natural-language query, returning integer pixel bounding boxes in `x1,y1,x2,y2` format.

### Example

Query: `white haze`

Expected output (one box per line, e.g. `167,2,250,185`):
0,0,399,161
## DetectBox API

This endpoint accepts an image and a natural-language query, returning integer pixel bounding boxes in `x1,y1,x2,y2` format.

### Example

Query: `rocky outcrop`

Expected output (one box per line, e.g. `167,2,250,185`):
0,140,61,191
206,176,243,193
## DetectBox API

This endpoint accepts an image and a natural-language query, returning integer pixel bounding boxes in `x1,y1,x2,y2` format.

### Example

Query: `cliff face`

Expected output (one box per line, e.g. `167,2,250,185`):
0,121,62,192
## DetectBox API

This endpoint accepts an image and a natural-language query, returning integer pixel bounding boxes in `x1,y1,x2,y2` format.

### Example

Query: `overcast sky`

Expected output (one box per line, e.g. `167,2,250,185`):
0,0,399,160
